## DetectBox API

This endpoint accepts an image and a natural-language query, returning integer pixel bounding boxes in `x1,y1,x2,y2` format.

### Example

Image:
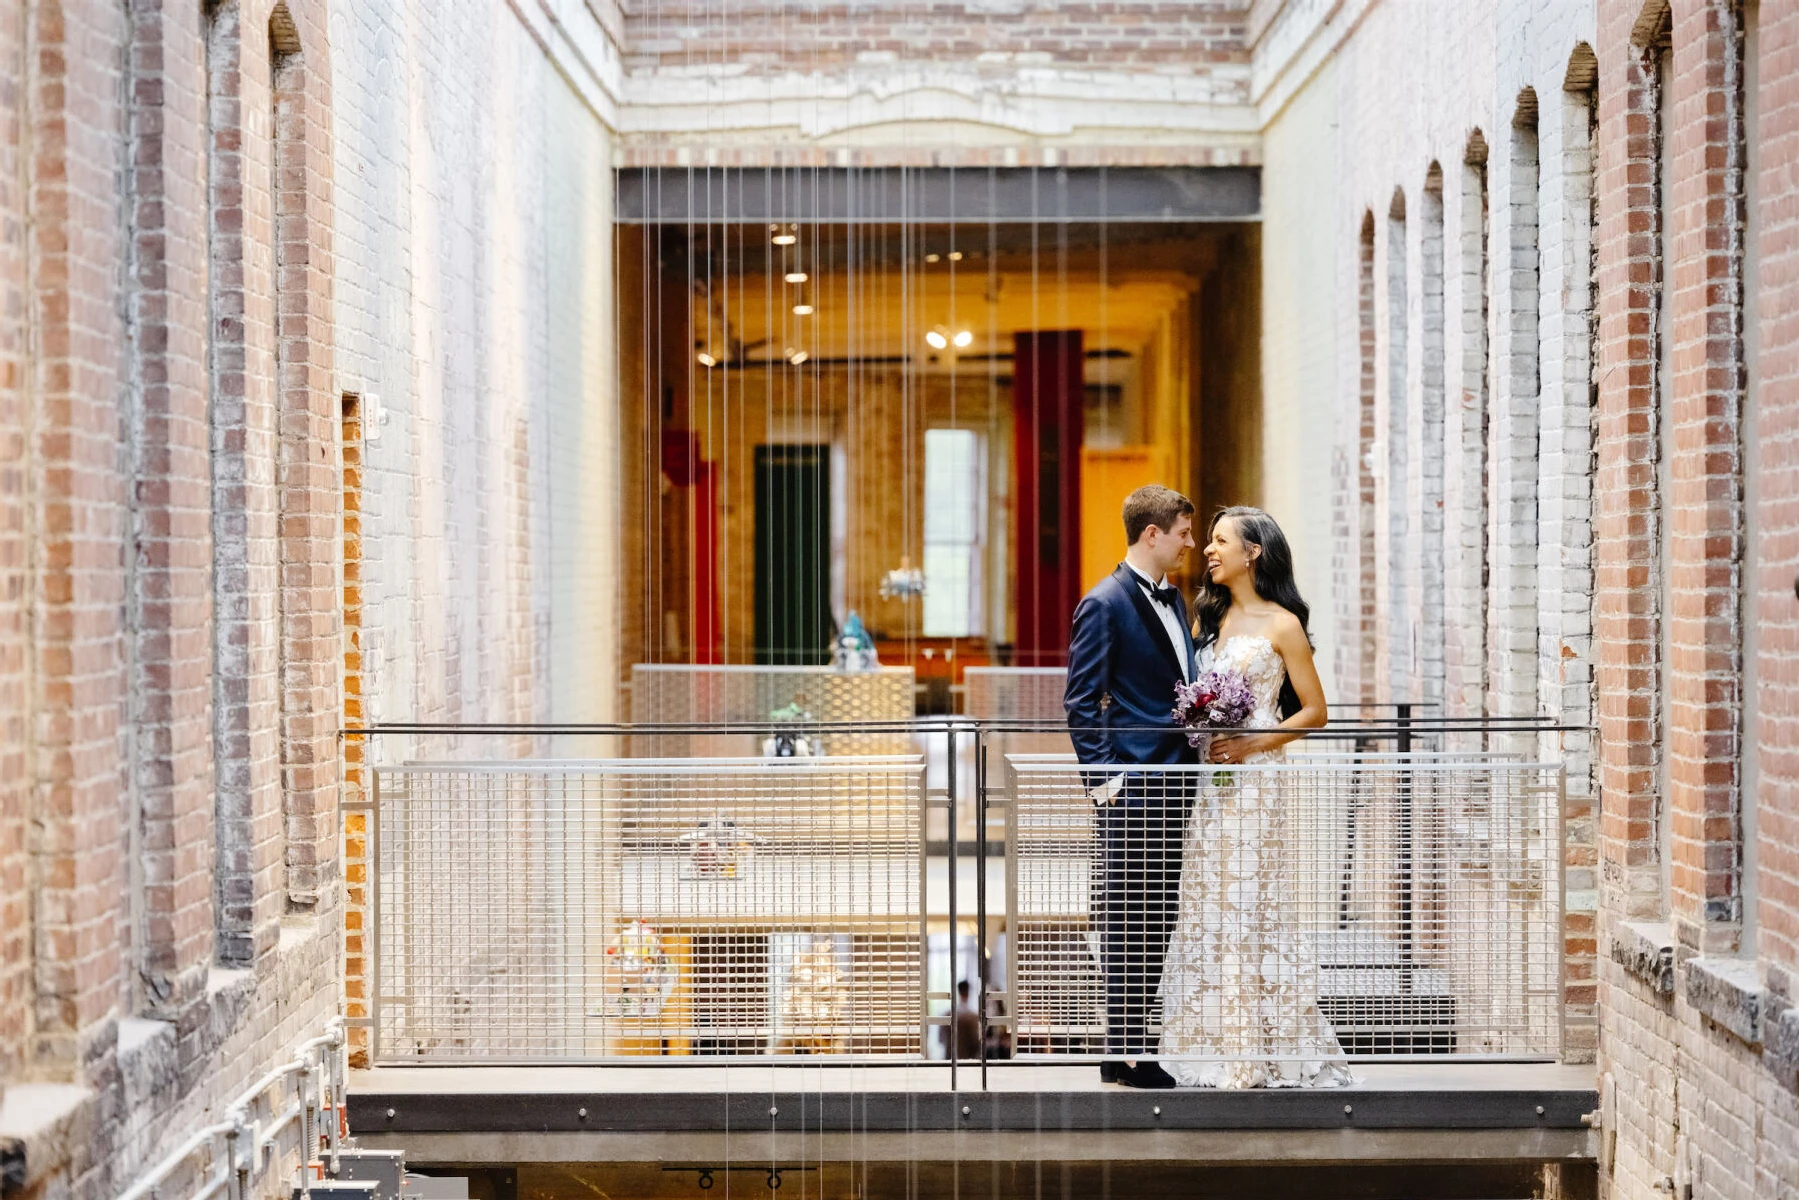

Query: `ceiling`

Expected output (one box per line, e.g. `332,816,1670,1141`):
696,260,1199,369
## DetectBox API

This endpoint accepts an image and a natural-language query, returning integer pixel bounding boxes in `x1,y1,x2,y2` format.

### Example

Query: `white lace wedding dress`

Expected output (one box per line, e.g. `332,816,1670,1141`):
1158,635,1354,1088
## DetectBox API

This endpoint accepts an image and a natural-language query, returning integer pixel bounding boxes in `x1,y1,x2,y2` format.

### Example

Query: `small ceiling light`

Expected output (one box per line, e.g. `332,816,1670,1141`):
788,350,809,365
925,330,948,350
696,351,718,367
948,251,963,262
792,303,814,316
925,253,940,264
953,330,973,348
771,223,797,246
785,271,809,284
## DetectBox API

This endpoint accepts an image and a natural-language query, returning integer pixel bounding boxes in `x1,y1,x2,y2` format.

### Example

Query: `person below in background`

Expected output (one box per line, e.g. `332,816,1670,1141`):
953,980,983,1060
983,997,1013,1060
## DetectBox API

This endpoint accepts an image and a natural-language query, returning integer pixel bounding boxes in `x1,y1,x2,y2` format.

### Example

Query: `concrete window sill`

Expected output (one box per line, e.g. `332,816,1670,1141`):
1685,956,1764,1046
1609,919,1674,997
0,1082,92,1195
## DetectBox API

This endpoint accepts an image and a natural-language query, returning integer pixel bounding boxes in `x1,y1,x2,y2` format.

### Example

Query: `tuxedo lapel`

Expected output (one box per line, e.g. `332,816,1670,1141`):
1112,564,1186,684
1173,590,1197,681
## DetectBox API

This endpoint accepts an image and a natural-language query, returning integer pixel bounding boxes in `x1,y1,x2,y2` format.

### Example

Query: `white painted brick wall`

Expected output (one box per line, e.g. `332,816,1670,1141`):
1256,0,1599,1060
330,0,619,738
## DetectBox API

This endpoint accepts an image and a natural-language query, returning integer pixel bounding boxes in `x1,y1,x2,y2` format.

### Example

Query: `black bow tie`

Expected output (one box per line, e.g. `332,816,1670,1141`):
1143,580,1179,609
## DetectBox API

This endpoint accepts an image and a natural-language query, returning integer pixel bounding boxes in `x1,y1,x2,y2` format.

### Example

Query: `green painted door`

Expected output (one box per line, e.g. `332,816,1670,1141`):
754,444,832,666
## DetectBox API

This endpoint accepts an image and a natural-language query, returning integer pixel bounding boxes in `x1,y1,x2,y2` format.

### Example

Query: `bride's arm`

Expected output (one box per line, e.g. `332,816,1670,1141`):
1207,615,1328,762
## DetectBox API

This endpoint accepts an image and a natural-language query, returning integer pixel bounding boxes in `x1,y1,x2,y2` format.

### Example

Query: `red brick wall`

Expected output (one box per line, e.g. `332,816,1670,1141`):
1661,0,1748,954
622,2,1249,73
208,0,284,967
1595,0,1749,953
1594,0,1799,1193
0,0,342,1188
0,0,29,1088
270,0,338,913
127,0,217,1016
1594,2,1669,929
29,0,133,1075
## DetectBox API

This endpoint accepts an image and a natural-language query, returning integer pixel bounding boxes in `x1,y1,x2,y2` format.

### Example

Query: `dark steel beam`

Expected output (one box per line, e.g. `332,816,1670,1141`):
350,1085,1597,1135
614,167,1261,224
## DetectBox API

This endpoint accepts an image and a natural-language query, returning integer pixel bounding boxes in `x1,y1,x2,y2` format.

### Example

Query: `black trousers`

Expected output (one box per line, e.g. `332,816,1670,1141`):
1093,773,1192,1057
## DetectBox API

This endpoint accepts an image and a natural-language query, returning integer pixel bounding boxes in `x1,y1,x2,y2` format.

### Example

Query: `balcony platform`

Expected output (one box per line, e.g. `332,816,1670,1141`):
349,1061,1596,1171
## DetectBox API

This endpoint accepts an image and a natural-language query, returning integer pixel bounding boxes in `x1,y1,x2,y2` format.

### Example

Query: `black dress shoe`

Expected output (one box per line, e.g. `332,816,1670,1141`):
1099,1060,1121,1083
1116,1061,1176,1089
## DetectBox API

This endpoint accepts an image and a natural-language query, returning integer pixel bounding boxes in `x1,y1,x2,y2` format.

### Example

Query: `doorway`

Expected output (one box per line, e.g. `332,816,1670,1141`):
754,443,832,665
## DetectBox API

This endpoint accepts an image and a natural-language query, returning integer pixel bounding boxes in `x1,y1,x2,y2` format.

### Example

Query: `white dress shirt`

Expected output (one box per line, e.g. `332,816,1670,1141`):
1124,561,1194,684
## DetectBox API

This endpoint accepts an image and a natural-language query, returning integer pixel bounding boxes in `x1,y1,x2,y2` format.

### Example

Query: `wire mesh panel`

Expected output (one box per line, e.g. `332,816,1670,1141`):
628,664,915,757
1005,757,1563,1063
373,757,925,1062
959,668,1071,844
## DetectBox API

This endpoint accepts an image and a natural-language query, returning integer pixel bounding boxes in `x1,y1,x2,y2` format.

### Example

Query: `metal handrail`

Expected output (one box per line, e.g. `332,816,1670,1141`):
112,1018,344,1200
360,716,1570,1073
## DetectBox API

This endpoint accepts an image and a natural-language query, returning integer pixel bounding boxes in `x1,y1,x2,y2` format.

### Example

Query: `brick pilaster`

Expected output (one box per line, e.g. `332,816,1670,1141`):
27,0,133,1074
270,0,339,911
125,0,217,1014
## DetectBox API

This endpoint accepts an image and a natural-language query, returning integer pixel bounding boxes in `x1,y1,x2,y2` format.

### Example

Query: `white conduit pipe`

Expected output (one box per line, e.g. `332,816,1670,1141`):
112,1018,346,1200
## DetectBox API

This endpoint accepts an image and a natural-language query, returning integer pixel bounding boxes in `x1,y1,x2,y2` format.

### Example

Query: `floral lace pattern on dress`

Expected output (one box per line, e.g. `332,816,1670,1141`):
1157,635,1355,1089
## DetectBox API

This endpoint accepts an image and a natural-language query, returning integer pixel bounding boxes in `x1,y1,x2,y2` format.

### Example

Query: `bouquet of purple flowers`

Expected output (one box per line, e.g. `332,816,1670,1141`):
1172,667,1256,750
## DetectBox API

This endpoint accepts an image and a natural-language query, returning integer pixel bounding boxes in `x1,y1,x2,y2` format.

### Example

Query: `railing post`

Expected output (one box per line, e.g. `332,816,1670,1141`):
946,724,957,1093
975,725,989,1091
1396,702,1414,976
372,767,384,1065
296,1058,314,1200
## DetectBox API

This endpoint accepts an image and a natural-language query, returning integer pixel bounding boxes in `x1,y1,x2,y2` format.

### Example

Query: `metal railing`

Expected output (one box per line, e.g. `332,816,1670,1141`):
352,716,1570,1076
113,1019,344,1200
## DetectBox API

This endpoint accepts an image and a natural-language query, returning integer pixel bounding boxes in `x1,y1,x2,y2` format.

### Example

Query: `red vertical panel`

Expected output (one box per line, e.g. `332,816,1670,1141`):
1012,331,1084,666
692,463,721,664
662,430,722,664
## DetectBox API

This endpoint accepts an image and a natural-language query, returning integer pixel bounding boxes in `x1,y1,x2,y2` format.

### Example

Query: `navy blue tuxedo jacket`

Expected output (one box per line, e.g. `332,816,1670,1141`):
1064,563,1199,779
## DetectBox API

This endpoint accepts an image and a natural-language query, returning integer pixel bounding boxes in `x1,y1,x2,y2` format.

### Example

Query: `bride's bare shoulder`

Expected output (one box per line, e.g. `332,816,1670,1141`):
1267,609,1310,650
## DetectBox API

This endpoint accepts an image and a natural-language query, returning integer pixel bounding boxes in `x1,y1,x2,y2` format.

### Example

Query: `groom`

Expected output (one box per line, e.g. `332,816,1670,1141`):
1064,484,1199,1089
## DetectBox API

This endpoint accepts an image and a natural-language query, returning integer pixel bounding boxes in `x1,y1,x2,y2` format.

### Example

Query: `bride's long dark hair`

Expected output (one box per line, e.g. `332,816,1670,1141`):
1193,506,1311,719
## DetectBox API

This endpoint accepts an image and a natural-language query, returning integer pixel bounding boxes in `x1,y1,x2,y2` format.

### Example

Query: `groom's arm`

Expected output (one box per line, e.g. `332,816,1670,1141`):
1064,592,1121,796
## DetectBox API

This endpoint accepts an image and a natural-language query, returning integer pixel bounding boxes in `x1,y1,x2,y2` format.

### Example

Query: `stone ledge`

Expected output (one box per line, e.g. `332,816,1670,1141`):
1609,920,1674,997
1765,991,1799,1088
0,1083,93,1195
1684,956,1763,1046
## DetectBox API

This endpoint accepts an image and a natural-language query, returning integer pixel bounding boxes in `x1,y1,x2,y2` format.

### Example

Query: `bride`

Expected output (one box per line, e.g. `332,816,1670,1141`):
1158,506,1353,1088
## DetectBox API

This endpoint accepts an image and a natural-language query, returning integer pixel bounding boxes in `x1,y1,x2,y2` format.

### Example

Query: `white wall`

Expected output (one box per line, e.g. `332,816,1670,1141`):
332,0,618,728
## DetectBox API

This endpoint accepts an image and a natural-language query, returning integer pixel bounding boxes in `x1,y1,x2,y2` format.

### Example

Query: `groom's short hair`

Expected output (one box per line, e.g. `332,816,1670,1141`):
1123,485,1195,544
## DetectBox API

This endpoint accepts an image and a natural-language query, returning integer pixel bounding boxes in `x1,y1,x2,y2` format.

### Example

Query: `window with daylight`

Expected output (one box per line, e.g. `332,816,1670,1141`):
922,428,986,638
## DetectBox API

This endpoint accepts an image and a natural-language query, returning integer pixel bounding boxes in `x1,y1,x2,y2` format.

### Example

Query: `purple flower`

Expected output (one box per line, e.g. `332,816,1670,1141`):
1172,667,1256,748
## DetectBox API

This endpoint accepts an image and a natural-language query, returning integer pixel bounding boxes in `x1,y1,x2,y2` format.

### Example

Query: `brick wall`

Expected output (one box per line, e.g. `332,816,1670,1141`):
0,0,356,1190
615,1,1257,167
0,0,624,1191
1589,0,1799,1197
622,2,1249,74
1756,0,1799,996
207,0,285,969
329,0,619,1061
0,0,30,1090
1258,0,1599,1056
29,0,134,1084
126,0,216,1021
